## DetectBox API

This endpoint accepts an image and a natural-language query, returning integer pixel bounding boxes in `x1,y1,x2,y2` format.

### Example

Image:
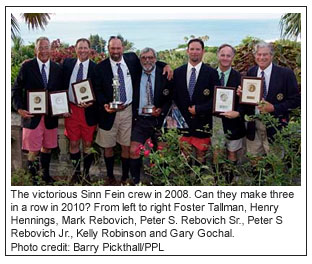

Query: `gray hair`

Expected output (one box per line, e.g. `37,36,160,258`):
139,47,157,58
253,42,274,56
35,37,50,50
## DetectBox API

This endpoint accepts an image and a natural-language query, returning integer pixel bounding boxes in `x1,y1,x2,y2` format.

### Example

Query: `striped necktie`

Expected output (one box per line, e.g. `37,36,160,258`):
41,64,48,89
220,72,225,86
188,67,196,100
117,63,127,102
261,71,268,99
76,63,83,82
146,73,154,104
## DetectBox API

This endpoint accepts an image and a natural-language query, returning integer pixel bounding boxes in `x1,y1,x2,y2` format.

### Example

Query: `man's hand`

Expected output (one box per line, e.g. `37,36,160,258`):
78,102,93,108
104,104,121,113
236,85,242,97
257,100,274,113
219,111,240,119
17,109,34,119
151,107,162,117
163,65,173,80
188,105,196,115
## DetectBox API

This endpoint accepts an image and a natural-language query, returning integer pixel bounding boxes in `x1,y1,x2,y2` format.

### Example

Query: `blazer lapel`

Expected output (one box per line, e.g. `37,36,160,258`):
47,62,55,90
70,59,77,78
193,64,206,99
227,69,235,87
154,66,162,105
266,64,277,101
30,59,45,88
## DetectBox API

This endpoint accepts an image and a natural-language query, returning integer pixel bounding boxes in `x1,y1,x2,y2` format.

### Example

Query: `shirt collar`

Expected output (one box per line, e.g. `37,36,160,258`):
217,66,231,75
187,61,202,72
77,58,89,67
37,58,50,69
142,67,156,78
110,56,126,67
258,63,273,75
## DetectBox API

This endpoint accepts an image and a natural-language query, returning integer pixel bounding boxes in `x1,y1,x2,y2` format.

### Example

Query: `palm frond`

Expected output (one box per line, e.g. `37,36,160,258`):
21,13,51,30
11,14,20,40
280,13,301,40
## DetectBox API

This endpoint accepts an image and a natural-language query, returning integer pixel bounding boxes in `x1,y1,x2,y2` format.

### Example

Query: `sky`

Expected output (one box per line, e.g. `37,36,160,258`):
12,7,285,23
14,12,284,22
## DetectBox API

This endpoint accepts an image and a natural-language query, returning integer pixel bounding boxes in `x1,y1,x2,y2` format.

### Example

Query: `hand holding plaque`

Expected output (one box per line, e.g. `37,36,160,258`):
72,79,95,104
27,90,48,114
239,77,263,105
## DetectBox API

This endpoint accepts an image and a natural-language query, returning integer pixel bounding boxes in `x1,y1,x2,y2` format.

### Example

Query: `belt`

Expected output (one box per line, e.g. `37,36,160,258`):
123,103,132,109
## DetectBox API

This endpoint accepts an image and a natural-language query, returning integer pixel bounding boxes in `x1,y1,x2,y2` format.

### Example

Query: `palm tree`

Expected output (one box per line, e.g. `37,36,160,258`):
11,13,51,40
280,13,301,40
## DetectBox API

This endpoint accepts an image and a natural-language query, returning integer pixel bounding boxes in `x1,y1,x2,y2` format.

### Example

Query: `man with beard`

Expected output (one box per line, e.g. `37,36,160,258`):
62,38,98,184
128,47,172,185
94,36,172,185
12,37,63,185
173,38,220,164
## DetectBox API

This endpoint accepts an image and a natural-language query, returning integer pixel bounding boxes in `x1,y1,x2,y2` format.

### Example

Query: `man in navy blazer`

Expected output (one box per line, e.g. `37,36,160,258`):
94,36,141,185
245,42,300,156
62,38,98,184
94,36,172,185
129,47,172,185
173,38,220,163
212,44,246,182
12,37,63,184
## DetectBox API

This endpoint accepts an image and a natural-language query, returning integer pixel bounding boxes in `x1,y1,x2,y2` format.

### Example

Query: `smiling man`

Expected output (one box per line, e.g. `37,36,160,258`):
63,38,98,184
245,42,300,156
95,36,172,185
173,38,220,164
12,37,63,185
212,44,246,183
129,47,172,185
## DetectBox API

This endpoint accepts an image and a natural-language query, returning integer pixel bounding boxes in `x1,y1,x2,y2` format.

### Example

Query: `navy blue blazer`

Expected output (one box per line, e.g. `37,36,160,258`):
173,63,220,138
132,64,172,128
62,58,98,126
94,52,141,130
246,63,300,140
12,58,63,129
94,52,168,130
218,68,246,140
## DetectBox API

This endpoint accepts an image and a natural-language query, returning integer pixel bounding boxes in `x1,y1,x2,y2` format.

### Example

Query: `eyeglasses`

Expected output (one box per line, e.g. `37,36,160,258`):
141,56,155,60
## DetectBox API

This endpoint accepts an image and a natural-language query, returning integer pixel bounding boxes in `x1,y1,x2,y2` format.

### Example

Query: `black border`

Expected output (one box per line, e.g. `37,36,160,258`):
5,5,308,257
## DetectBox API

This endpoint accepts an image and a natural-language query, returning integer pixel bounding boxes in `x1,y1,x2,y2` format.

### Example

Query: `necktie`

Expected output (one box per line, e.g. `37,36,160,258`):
41,64,48,89
146,73,154,104
220,72,225,86
76,63,83,82
261,71,268,99
117,63,127,102
188,67,196,100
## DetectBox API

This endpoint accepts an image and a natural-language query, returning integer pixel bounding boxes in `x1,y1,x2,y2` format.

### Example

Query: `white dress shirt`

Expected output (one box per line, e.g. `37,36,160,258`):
186,61,202,89
255,62,273,114
68,59,90,103
37,58,50,83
